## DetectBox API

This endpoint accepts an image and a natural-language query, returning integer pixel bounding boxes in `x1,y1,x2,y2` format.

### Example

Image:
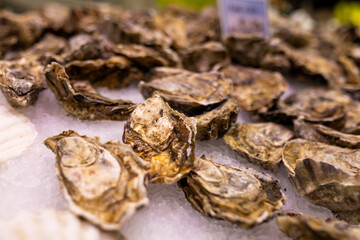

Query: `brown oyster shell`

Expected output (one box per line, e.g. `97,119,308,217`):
276,214,360,240
224,123,293,171
195,98,239,141
294,118,360,149
181,41,229,73
44,130,150,231
0,59,45,108
123,94,197,184
139,70,232,116
282,139,360,223
45,62,137,120
221,65,288,112
178,156,286,227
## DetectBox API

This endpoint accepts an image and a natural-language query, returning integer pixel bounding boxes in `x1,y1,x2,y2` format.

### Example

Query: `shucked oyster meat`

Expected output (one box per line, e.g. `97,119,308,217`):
44,130,150,230
0,59,44,108
123,94,196,184
224,123,293,171
139,69,232,116
276,214,360,240
45,62,136,120
178,156,286,227
282,139,360,223
221,65,287,112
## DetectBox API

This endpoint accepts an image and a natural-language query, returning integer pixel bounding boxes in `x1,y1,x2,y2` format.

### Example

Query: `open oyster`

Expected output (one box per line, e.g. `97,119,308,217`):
0,59,45,108
44,130,150,230
45,62,137,120
195,98,239,141
0,210,120,240
282,139,360,223
261,89,348,130
178,156,286,227
224,123,293,171
221,65,287,112
139,70,232,116
181,41,229,72
277,214,360,240
294,118,360,149
123,94,196,184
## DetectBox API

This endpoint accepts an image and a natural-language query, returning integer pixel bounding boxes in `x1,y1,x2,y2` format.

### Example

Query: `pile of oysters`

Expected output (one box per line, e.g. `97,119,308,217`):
2,2,360,240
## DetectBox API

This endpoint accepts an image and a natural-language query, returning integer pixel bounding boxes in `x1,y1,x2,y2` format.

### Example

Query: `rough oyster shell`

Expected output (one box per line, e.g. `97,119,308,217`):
0,209,120,240
282,139,360,223
181,41,229,72
139,70,232,116
221,65,288,112
224,123,293,171
44,130,150,230
123,94,196,184
0,59,45,108
195,98,239,141
45,62,137,120
276,214,360,240
178,156,286,227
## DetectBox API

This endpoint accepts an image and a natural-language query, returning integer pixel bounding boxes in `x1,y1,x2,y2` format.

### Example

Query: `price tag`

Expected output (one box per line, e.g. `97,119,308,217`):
218,0,270,37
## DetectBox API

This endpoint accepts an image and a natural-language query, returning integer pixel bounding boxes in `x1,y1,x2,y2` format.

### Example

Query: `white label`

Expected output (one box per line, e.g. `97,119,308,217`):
218,0,270,37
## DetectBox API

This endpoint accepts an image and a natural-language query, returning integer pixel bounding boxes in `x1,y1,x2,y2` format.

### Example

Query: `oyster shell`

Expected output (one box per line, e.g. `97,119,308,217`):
0,59,45,108
276,214,360,240
178,156,286,227
221,65,288,112
139,70,232,116
0,105,37,163
45,62,137,120
0,210,119,240
294,118,360,149
123,94,196,184
195,98,239,141
224,123,293,171
44,130,150,230
181,41,229,72
282,139,360,223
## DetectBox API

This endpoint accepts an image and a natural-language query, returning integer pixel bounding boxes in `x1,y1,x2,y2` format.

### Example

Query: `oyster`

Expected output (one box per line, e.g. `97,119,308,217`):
0,105,37,163
146,67,189,82
224,123,293,171
181,41,229,72
45,62,137,120
221,65,288,112
276,214,360,240
0,59,45,108
0,210,119,240
294,118,360,149
44,130,150,230
260,89,349,130
282,139,360,223
195,98,239,141
139,70,232,116
178,156,286,227
123,94,196,184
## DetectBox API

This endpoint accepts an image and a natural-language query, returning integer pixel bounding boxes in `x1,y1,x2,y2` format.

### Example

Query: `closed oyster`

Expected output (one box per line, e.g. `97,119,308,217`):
261,89,348,130
139,70,232,116
276,214,360,240
123,94,196,184
0,210,119,240
44,130,150,230
282,139,360,223
224,123,293,171
221,65,288,112
195,98,239,141
45,62,136,120
178,156,286,227
294,118,360,149
0,59,45,108
181,41,229,72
